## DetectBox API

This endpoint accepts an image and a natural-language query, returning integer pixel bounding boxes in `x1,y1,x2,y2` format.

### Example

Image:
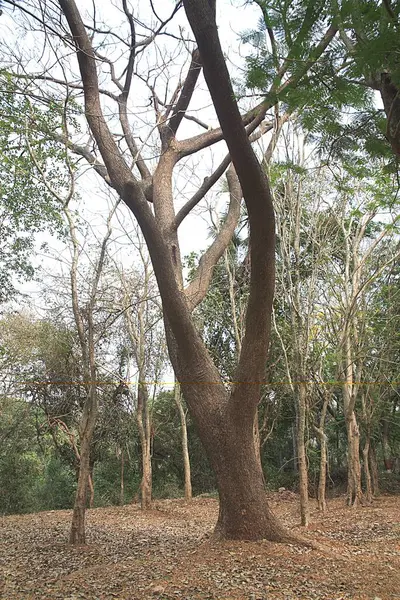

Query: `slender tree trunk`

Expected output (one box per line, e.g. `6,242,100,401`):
382,418,393,471
137,386,152,510
292,424,298,474
315,390,329,512
317,431,328,512
296,383,309,526
369,442,379,496
362,435,373,503
345,410,363,506
70,437,91,545
120,449,125,506
174,382,192,501
88,471,94,509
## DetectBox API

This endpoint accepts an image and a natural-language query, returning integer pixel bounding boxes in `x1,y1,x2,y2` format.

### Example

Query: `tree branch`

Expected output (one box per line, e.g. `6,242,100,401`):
184,165,242,310
168,48,202,136
183,0,275,415
175,121,272,229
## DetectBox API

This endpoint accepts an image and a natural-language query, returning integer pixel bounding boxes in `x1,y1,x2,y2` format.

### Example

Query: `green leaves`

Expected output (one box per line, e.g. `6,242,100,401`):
0,71,69,301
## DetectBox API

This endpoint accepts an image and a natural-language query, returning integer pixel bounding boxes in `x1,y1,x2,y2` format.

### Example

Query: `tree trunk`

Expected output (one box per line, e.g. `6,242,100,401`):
369,442,379,496
70,437,91,545
137,385,152,510
174,382,192,501
59,0,299,544
210,410,292,541
120,449,125,506
382,417,393,471
362,436,373,504
296,383,309,526
317,431,328,512
88,471,94,509
141,445,152,510
346,410,363,506
315,390,329,512
253,413,265,485
380,74,400,158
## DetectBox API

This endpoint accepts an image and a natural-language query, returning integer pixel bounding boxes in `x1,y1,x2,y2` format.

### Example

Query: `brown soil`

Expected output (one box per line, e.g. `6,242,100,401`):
1,493,399,599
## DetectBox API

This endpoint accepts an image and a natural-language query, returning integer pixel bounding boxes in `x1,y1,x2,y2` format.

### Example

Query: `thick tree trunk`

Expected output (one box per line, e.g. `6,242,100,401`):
70,437,90,545
253,414,265,485
176,382,294,541
174,383,192,501
211,415,291,541
296,383,309,526
346,411,363,506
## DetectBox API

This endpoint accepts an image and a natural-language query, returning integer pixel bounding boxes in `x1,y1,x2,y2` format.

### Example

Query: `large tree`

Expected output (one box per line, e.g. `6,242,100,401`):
1,0,336,542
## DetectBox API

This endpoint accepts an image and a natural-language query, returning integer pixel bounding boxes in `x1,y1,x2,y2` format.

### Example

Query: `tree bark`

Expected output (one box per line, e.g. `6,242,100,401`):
296,383,309,525
362,436,373,504
120,449,125,506
345,410,363,506
317,430,328,512
70,437,91,544
380,74,400,158
174,382,192,501
137,385,152,510
369,442,379,496
314,391,329,512
88,471,94,509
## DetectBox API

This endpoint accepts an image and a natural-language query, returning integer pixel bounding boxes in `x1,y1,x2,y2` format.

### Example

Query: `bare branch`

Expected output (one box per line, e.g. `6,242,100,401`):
168,48,202,136
184,166,242,310
175,121,272,229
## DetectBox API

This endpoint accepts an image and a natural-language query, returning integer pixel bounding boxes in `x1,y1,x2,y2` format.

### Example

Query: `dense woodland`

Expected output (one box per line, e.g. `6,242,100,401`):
0,0,400,558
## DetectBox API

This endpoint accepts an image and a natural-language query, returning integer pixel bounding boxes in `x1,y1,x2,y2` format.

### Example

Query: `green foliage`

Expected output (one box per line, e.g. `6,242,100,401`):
0,71,70,301
245,0,400,166
37,456,76,511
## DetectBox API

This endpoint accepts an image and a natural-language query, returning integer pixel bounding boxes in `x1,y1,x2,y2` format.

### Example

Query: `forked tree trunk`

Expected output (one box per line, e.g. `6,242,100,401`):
70,437,91,545
296,383,309,526
59,0,309,544
346,410,363,506
174,382,192,501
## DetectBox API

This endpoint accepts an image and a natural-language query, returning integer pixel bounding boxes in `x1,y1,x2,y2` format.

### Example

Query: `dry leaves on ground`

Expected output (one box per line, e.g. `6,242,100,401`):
1,493,399,599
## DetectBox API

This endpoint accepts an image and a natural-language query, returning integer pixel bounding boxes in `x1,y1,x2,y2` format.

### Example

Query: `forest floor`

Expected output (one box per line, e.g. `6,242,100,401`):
1,492,399,600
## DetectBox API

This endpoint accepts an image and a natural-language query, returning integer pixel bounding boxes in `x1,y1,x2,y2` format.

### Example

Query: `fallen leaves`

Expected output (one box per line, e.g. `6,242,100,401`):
1,495,399,599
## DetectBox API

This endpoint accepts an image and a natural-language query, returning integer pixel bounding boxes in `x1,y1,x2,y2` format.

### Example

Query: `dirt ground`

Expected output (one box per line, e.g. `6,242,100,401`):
1,493,399,600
